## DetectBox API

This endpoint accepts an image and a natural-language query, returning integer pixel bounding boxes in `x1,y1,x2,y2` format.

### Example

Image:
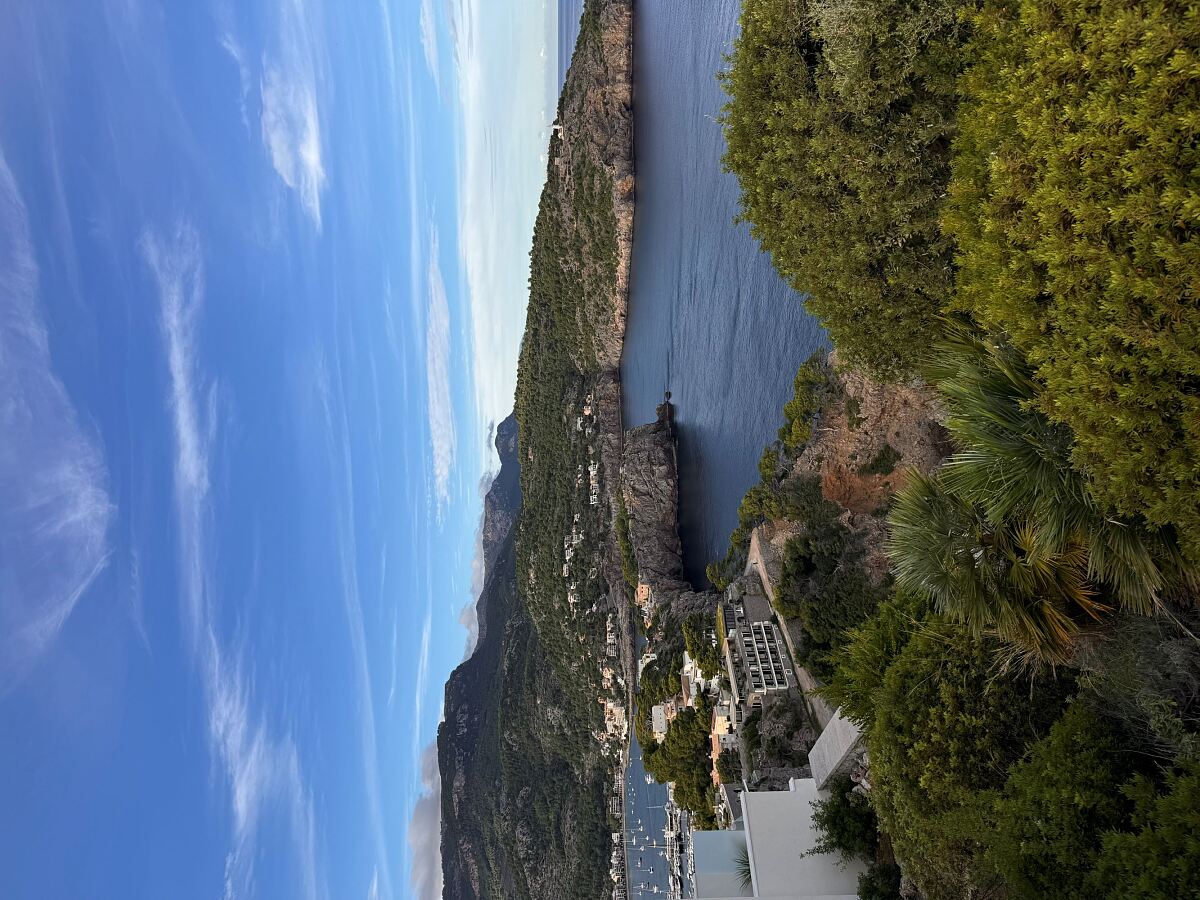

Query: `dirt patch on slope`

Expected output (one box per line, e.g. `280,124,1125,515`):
793,353,952,581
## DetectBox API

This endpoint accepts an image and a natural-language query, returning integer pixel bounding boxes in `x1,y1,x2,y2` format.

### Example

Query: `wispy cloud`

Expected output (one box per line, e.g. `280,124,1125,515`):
143,221,323,900
407,742,443,900
140,221,212,641
127,546,149,651
210,647,321,900
418,0,440,89
0,149,114,695
259,0,326,228
374,0,399,100
218,24,253,132
425,230,455,513
312,346,396,900
387,610,400,710
413,603,433,759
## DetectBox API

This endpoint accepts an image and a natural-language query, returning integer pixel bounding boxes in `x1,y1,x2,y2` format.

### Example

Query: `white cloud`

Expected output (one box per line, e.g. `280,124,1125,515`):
143,222,323,900
259,0,326,228
387,611,400,710
140,222,212,640
0,149,114,695
211,646,321,900
375,0,399,100
219,27,253,132
407,742,443,900
450,0,556,464
127,546,149,651
413,603,433,759
419,0,440,89
425,230,455,513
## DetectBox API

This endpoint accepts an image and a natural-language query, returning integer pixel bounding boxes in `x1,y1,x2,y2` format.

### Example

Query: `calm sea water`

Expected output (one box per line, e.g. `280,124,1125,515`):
558,0,585,87
622,0,827,585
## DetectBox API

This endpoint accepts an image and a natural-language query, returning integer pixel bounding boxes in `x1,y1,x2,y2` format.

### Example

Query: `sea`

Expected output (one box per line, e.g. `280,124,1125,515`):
561,0,825,584
557,0,828,897
621,1,827,586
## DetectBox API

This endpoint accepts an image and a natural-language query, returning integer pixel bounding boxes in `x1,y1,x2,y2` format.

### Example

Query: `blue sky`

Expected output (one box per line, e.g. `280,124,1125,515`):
0,1,559,898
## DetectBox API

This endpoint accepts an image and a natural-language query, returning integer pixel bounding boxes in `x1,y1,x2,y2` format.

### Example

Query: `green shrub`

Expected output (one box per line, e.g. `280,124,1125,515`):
810,775,879,862
758,447,780,482
683,613,722,679
864,615,1070,898
776,491,888,678
945,0,1200,562
844,395,863,431
857,862,903,900
984,705,1140,899
716,748,742,784
741,708,762,755
1089,761,1200,899
858,443,901,476
778,352,835,452
720,0,967,377
615,495,638,591
822,591,929,727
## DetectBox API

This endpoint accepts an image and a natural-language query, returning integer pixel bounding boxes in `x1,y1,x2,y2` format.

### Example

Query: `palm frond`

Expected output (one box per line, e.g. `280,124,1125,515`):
735,840,752,890
887,324,1196,667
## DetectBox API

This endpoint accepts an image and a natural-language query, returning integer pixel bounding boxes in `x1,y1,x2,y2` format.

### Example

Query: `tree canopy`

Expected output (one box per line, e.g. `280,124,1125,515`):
720,0,966,377
945,0,1200,562
643,699,718,828
827,594,1070,897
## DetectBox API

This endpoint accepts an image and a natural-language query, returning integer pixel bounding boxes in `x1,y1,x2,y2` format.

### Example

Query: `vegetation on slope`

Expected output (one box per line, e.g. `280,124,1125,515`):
888,326,1194,667
439,0,632,896
776,478,888,679
945,0,1200,561
719,0,966,377
823,590,1200,898
706,353,837,589
719,0,1200,892
642,697,719,828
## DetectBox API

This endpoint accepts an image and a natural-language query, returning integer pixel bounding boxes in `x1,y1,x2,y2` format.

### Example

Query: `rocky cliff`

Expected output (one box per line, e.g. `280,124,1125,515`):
622,402,690,602
790,353,951,583
552,0,634,370
480,414,520,581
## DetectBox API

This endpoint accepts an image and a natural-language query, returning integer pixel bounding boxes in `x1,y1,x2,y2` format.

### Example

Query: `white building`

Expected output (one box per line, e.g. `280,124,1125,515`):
808,708,864,791
651,704,669,742
681,650,713,707
691,779,866,899
719,595,793,707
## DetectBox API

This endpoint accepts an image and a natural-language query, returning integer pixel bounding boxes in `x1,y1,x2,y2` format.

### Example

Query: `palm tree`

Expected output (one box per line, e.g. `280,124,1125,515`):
888,325,1195,666
735,840,752,891
889,471,1101,667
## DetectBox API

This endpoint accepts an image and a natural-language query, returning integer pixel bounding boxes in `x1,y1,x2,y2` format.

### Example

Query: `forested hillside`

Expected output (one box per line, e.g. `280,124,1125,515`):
438,0,634,897
720,0,1200,895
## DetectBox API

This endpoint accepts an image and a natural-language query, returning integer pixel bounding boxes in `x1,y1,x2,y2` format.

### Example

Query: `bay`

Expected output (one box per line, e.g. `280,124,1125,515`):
621,0,827,586
604,3,827,899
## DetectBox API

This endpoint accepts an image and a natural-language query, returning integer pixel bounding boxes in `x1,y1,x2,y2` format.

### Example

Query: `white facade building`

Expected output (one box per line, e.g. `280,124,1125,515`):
691,778,866,899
